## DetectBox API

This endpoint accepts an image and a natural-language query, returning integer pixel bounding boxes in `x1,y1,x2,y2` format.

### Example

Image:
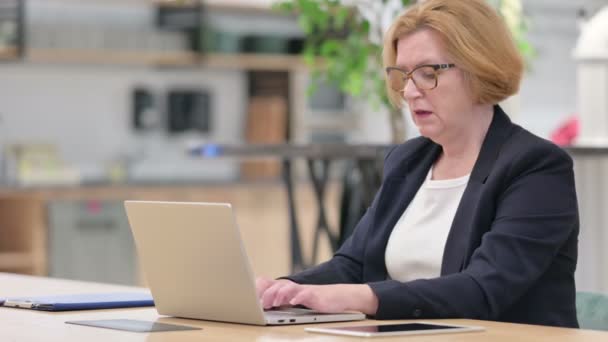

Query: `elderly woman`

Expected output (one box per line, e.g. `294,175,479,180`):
257,0,579,328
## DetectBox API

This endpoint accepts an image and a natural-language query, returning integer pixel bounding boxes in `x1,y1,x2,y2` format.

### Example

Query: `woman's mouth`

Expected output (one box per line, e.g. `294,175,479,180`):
414,110,433,117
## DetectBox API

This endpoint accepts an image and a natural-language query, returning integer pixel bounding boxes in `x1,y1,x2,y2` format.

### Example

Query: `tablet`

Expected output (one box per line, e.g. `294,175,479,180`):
305,322,485,337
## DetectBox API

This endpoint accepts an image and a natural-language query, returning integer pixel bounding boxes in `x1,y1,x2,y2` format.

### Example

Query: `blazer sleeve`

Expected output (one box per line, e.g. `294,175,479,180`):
285,147,397,285
368,144,579,320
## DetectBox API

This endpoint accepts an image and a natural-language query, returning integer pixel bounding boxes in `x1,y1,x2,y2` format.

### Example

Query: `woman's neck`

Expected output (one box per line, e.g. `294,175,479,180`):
432,105,494,180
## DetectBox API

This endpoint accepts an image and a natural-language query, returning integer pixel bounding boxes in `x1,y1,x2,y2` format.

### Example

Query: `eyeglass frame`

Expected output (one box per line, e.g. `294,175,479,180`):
385,63,456,91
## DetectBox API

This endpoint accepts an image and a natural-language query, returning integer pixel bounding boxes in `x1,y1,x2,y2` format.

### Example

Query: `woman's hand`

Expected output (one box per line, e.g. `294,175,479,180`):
255,277,295,300
255,276,378,315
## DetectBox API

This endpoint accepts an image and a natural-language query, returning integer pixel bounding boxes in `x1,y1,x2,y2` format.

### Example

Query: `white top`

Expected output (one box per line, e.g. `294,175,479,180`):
385,167,470,282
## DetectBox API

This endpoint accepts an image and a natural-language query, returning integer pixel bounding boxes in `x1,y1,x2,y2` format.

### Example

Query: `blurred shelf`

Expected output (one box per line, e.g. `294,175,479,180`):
203,0,279,13
25,48,308,71
156,0,277,12
204,52,306,71
13,0,282,13
306,120,359,132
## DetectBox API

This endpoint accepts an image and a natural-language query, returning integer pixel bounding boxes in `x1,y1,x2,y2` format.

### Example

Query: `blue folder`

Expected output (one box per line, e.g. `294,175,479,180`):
1,292,154,311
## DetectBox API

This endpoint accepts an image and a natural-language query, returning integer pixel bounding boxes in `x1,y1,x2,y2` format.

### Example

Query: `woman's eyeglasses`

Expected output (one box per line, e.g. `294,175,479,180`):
386,64,456,91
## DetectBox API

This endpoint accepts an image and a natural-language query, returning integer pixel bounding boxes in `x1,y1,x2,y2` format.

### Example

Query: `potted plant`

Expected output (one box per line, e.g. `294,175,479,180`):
274,0,534,143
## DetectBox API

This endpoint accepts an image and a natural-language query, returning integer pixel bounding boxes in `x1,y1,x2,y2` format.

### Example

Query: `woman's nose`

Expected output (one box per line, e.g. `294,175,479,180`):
402,78,423,100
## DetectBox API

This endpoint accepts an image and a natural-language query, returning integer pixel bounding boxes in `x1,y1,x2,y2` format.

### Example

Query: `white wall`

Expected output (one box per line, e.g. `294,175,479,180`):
0,63,247,182
516,0,606,137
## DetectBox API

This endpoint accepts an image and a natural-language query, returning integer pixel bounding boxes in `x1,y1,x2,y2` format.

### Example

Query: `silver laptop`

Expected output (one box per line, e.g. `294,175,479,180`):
124,200,365,325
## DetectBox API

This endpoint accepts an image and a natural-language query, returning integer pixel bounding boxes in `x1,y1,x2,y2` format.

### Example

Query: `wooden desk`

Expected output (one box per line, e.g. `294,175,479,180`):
2,273,607,341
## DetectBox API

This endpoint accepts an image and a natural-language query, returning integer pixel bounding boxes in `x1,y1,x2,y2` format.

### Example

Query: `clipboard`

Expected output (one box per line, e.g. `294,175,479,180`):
2,292,154,311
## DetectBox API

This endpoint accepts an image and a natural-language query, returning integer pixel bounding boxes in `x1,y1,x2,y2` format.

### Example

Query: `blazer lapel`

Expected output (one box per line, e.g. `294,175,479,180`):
365,142,442,281
440,105,514,275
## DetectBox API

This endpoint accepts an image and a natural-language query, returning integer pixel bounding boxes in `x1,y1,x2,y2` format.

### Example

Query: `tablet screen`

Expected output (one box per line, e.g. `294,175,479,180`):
306,322,484,337
332,323,460,333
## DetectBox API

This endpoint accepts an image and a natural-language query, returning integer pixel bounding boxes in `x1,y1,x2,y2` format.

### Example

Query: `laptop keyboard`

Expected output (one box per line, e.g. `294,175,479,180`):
264,308,316,316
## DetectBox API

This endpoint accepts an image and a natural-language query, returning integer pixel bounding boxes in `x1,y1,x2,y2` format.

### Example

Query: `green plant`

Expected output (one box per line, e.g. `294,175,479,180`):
275,0,406,108
496,0,536,62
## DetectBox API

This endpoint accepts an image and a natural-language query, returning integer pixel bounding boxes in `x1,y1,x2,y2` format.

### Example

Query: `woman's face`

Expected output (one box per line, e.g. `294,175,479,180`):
395,28,476,143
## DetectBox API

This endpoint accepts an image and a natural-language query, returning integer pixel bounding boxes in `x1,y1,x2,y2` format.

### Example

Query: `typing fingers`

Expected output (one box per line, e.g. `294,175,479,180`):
272,282,300,308
260,281,295,309
255,277,275,298
289,287,318,310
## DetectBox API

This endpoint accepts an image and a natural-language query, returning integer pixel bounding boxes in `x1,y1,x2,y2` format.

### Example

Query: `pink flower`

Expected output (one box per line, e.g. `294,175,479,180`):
550,116,579,146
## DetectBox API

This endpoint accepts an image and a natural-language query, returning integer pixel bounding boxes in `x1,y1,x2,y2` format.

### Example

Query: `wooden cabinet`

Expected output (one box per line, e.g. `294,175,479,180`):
0,195,46,275
0,183,338,283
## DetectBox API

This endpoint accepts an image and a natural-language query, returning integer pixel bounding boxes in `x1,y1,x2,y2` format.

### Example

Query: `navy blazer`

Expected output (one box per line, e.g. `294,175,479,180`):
288,106,579,328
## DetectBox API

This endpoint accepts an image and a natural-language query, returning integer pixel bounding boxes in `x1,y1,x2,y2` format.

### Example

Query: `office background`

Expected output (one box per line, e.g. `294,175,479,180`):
0,0,607,295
